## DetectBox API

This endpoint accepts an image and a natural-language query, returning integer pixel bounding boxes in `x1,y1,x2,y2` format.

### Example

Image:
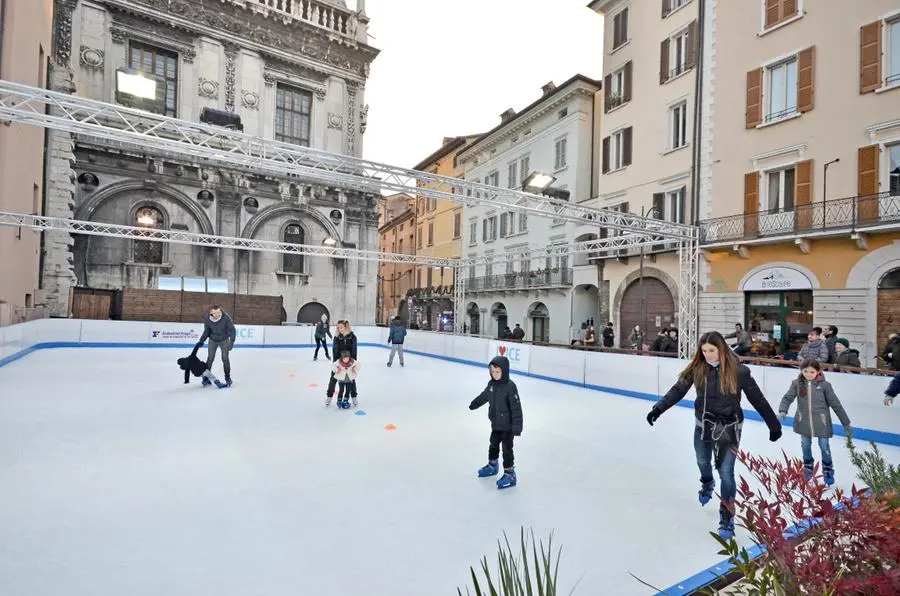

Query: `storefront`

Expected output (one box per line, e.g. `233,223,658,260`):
742,266,814,358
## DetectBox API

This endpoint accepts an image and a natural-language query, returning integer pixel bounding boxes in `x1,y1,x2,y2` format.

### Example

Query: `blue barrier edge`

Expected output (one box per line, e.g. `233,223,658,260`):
1,340,896,595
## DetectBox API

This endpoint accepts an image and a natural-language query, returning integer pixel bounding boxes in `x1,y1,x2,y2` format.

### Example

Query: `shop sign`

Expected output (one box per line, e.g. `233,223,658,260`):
743,267,812,291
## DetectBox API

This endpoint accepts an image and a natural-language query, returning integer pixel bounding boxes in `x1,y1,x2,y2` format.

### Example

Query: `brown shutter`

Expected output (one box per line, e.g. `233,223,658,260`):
795,159,813,230
604,74,612,113
745,68,763,128
661,0,671,18
660,39,670,84
686,20,698,70
602,137,610,174
764,0,780,29
623,61,633,102
858,145,880,223
797,46,815,113
744,172,759,237
781,0,798,20
860,21,882,94
623,127,633,166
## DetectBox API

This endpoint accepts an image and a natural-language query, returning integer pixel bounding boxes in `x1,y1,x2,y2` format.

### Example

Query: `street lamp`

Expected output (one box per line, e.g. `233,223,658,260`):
115,67,165,114
522,171,570,201
823,158,840,225
638,204,659,343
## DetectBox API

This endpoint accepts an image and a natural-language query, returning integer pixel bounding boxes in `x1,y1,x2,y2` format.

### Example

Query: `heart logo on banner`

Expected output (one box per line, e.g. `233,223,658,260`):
499,345,507,357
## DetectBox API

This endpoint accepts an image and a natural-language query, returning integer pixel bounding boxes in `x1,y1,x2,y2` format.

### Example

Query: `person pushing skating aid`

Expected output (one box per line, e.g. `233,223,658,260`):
178,342,227,388
469,356,523,489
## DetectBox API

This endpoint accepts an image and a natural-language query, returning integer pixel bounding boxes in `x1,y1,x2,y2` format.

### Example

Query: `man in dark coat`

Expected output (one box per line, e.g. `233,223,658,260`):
198,304,237,386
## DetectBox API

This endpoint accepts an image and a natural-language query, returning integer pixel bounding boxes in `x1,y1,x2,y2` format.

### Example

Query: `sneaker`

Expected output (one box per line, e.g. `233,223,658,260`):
497,468,517,490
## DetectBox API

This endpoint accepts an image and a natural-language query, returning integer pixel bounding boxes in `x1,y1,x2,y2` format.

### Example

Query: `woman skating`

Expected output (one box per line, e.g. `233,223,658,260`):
645,331,782,539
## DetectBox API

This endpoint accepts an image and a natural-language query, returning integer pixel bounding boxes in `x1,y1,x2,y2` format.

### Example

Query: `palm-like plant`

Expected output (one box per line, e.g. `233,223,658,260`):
457,527,580,596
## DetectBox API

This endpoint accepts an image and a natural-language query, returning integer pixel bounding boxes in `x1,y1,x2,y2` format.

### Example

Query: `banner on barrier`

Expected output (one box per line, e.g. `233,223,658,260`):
148,325,201,343
234,325,264,344
489,340,530,372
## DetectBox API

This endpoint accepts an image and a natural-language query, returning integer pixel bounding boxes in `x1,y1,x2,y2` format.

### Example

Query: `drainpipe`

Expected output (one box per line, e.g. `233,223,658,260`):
690,0,706,225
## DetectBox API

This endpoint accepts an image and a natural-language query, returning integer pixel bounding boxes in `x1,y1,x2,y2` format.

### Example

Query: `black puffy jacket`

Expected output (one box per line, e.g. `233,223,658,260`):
469,356,523,434
656,362,780,432
332,332,358,362
177,345,207,383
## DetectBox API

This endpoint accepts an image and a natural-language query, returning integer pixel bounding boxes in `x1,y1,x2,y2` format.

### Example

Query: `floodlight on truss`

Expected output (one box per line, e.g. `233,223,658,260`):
0,79,695,240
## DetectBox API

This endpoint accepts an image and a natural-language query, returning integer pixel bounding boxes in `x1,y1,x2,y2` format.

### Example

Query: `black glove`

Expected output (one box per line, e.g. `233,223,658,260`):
769,428,782,442
646,406,662,426
513,429,522,437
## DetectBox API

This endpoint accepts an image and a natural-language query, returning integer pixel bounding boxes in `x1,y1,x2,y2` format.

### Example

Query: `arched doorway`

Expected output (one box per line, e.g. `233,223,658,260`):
297,302,330,324
877,268,900,358
619,277,674,348
490,302,508,338
527,301,549,343
467,302,480,335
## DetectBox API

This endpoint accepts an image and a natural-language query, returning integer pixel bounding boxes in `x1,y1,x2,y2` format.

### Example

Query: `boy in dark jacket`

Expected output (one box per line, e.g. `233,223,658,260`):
178,343,226,388
387,316,406,367
469,356,523,489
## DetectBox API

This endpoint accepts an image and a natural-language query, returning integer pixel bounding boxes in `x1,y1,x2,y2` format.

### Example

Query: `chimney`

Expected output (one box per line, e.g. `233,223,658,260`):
500,108,516,123
541,81,556,96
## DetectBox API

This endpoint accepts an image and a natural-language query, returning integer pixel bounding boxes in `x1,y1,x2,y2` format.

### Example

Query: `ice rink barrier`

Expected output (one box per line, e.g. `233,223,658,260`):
1,319,898,445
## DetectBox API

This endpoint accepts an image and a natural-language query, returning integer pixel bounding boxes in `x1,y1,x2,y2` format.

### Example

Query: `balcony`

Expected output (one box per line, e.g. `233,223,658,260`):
699,192,900,246
407,286,455,300
238,0,360,39
466,269,574,293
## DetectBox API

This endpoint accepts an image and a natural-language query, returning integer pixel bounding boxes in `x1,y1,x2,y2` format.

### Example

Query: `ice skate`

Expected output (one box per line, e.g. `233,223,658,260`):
351,396,358,408
202,377,212,387
496,467,517,489
225,376,233,388
477,460,499,477
823,464,835,486
699,480,715,506
325,395,333,407
718,504,735,540
214,379,227,389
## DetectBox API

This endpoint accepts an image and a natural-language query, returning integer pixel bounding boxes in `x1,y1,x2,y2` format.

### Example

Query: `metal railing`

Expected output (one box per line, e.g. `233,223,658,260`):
242,0,358,37
467,268,573,292
699,191,900,245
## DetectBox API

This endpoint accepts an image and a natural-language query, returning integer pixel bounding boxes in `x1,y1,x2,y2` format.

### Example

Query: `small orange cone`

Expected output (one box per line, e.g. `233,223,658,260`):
384,424,397,431
288,373,297,378
308,383,318,388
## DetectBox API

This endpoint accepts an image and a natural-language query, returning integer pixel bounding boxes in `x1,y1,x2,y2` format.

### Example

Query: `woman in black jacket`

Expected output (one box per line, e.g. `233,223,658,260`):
325,320,359,404
313,314,332,361
645,331,782,539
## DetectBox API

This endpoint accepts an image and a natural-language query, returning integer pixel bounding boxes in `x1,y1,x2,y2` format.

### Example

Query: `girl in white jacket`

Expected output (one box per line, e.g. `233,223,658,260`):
330,350,360,409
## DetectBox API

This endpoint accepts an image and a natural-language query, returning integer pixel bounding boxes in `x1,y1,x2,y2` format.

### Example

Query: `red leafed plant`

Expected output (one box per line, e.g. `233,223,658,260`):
720,450,900,595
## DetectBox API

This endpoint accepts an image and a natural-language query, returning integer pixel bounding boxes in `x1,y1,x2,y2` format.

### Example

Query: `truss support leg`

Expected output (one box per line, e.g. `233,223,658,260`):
678,234,700,359
453,264,466,334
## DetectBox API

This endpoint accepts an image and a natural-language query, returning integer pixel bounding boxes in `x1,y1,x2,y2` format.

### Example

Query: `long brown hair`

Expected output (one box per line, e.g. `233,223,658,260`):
679,331,740,395
797,359,821,397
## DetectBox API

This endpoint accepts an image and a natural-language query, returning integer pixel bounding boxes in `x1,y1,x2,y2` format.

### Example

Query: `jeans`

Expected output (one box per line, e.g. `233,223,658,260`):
488,430,515,469
801,435,833,474
314,337,330,360
694,425,738,503
206,339,232,377
388,343,404,365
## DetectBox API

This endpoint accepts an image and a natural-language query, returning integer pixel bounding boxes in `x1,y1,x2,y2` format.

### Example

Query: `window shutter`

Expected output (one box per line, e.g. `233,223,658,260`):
482,219,487,242
678,186,687,224
745,68,763,128
602,136,610,174
623,61,633,102
797,46,815,113
860,21,882,94
858,145,880,195
620,8,628,45
660,39,670,84
652,193,665,220
781,0,798,20
795,160,813,230
764,0,780,29
604,74,612,113
661,0,671,19
744,172,759,236
686,20,698,70
500,213,508,238
623,127,633,166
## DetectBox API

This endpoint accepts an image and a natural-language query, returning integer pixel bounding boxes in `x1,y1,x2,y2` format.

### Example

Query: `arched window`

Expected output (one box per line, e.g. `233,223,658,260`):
134,206,164,264
879,268,900,289
283,223,305,273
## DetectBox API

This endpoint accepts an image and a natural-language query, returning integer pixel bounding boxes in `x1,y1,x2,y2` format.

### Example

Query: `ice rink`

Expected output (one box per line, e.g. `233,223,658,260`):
2,346,899,595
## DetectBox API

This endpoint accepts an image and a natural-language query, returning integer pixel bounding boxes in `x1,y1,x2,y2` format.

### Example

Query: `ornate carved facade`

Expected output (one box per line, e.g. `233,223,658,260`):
45,0,379,324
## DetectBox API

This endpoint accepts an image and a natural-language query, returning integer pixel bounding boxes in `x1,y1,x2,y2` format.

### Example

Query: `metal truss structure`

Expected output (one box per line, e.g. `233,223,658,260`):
0,79,700,356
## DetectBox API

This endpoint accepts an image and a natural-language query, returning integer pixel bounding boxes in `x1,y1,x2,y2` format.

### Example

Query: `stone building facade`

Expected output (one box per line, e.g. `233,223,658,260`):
44,0,379,324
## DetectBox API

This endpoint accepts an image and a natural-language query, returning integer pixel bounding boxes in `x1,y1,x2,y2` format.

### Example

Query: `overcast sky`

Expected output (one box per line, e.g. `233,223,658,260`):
358,0,605,169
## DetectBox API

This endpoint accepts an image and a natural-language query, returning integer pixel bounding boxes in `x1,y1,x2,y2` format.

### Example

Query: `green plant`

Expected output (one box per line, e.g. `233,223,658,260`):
846,436,900,508
457,527,580,596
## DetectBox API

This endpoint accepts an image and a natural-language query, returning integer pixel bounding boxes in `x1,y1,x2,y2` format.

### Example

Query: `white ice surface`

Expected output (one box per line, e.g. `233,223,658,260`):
1,347,898,596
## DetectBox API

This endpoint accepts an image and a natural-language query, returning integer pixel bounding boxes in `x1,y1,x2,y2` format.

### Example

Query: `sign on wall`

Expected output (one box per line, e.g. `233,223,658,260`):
148,325,201,343
743,267,813,291
488,340,531,373
234,325,265,344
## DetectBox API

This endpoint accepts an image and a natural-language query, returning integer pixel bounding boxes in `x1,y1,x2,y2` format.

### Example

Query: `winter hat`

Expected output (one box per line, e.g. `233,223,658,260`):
835,338,850,349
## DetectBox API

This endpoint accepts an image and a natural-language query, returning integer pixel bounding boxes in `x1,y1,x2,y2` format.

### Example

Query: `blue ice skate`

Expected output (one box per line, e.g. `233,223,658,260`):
214,379,227,389
477,460,499,478
202,377,212,387
496,468,517,489
225,376,233,388
823,466,835,486
699,480,715,506
718,504,735,540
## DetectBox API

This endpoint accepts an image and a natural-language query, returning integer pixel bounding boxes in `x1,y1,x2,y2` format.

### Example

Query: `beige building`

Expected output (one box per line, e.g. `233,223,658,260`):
376,194,416,326
697,0,900,365
588,0,699,347
0,0,53,326
410,136,478,331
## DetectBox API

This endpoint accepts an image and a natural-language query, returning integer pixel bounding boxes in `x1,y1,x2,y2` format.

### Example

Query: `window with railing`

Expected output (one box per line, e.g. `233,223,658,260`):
669,29,688,78
765,58,798,122
766,166,795,212
890,144,900,196
887,17,900,86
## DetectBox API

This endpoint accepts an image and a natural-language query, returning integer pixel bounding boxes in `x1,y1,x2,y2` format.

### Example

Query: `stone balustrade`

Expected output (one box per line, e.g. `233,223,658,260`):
241,0,358,38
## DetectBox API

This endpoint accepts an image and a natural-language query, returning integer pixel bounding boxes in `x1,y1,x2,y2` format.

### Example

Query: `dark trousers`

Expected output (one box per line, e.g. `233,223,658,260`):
337,381,357,400
314,337,330,360
327,373,357,397
488,430,515,468
207,339,232,377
